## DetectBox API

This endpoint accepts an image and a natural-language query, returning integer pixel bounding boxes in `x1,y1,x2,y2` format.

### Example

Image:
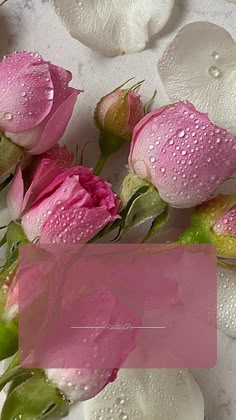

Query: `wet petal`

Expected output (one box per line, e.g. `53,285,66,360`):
129,102,236,208
28,89,79,155
0,52,54,132
217,265,236,338
39,206,115,244
52,0,175,56
158,22,236,131
82,369,204,420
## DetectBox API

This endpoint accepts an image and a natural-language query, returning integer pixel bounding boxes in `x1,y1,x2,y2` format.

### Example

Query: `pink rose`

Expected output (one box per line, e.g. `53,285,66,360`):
7,148,119,244
0,51,80,156
129,102,236,208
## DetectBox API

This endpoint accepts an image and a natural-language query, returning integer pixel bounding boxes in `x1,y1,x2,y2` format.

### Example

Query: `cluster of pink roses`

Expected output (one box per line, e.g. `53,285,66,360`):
0,51,235,419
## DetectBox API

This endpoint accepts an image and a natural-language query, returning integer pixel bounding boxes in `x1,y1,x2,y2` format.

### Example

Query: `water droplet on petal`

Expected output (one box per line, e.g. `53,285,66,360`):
178,129,185,138
208,66,222,78
211,51,219,60
209,174,217,184
3,112,13,120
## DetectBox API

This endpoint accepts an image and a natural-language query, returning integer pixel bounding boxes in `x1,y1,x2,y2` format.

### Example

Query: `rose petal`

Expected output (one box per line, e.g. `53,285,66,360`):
48,64,73,109
21,175,93,241
22,159,64,213
82,368,204,419
158,22,236,131
218,265,236,338
39,206,115,244
0,52,54,132
42,145,74,169
27,89,79,155
7,166,24,220
52,0,175,56
27,166,92,210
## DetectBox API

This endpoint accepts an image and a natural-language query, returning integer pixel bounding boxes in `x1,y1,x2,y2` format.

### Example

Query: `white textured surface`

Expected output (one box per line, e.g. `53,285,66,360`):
0,0,236,419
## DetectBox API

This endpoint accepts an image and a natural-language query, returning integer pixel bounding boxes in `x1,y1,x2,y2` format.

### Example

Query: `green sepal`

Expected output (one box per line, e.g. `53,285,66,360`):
90,174,168,241
141,206,169,243
0,132,24,181
177,226,211,245
1,371,69,420
120,173,150,208
178,194,236,258
0,318,18,361
121,174,167,235
6,222,28,251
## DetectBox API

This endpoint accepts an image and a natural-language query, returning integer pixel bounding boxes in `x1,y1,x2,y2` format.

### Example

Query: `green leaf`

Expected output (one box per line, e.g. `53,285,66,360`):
1,371,69,420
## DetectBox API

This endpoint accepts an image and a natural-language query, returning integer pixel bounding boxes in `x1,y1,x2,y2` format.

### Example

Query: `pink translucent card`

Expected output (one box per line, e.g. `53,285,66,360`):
18,244,217,369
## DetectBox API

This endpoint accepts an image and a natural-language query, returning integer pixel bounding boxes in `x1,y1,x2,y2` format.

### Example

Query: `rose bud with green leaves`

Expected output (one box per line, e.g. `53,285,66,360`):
0,51,80,182
178,194,236,258
94,79,144,175
128,101,236,208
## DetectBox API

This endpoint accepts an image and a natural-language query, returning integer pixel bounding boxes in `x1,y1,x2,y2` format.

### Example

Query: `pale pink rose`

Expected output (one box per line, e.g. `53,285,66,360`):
7,150,119,244
0,51,80,155
129,101,236,208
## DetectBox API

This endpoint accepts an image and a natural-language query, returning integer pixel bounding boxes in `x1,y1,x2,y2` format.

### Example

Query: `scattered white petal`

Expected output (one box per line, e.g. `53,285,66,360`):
82,368,204,420
218,265,236,339
158,22,236,131
51,0,175,56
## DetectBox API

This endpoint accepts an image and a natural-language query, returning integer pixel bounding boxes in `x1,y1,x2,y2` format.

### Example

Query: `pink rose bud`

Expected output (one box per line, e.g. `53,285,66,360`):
129,101,236,208
0,51,80,178
7,146,119,244
94,80,144,175
178,194,236,258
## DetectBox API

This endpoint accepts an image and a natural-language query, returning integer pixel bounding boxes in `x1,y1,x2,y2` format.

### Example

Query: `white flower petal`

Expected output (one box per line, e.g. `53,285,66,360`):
218,265,236,338
158,22,236,131
51,0,175,56
82,369,204,420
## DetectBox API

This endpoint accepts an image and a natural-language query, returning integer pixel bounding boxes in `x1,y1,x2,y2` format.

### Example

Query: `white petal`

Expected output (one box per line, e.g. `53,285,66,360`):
51,0,175,56
218,265,236,338
82,369,204,420
158,22,236,131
